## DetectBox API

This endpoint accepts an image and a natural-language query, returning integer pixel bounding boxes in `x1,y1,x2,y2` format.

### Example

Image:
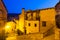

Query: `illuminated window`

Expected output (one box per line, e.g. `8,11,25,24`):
42,21,46,27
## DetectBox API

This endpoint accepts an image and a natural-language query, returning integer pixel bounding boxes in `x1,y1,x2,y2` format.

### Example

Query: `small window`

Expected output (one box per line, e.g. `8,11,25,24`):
59,8,60,10
0,23,1,27
35,24,37,27
28,23,30,26
42,21,46,27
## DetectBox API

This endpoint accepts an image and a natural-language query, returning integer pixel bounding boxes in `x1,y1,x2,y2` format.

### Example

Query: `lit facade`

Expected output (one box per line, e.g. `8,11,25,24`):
19,7,56,34
4,1,60,39
19,1,60,35
0,0,7,31
3,1,60,40
0,0,7,40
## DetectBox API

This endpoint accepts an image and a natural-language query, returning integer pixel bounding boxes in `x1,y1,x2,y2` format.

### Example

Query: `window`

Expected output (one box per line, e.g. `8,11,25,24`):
27,13,32,20
0,10,3,17
0,23,1,27
35,24,37,27
42,21,46,27
25,14,28,20
36,16,40,20
28,23,30,26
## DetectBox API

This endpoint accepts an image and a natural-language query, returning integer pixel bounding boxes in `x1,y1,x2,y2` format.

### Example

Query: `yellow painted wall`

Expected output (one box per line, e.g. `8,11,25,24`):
40,8,56,33
5,21,15,33
25,20,39,34
19,8,57,34
19,9,25,32
5,20,20,36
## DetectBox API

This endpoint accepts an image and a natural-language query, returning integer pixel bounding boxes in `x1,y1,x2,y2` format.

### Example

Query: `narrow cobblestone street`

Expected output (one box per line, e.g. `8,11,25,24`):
6,34,56,40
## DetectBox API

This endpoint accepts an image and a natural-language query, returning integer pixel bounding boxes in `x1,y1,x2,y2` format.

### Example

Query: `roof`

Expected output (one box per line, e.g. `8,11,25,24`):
25,7,55,13
55,1,60,7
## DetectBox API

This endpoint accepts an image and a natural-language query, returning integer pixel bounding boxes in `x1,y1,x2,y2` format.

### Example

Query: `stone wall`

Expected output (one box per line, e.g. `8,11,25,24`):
17,33,43,40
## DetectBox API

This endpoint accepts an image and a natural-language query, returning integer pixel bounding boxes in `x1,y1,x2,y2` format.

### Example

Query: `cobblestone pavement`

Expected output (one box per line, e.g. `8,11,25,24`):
6,34,56,40
43,34,55,40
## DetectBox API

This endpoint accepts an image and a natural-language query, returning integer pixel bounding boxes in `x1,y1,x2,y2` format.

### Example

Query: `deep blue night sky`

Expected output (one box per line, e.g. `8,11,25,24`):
3,0,59,14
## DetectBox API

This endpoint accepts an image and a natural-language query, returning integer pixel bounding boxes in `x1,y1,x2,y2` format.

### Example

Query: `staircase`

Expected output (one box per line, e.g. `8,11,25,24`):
43,25,54,37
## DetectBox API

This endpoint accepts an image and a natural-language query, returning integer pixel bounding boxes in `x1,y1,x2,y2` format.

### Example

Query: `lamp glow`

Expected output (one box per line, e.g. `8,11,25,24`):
5,25,10,29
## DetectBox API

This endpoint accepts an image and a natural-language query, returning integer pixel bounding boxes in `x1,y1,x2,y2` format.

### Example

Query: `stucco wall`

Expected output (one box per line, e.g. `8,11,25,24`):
40,8,56,33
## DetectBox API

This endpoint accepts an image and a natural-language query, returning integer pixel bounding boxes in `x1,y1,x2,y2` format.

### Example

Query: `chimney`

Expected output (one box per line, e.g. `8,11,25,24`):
22,8,25,14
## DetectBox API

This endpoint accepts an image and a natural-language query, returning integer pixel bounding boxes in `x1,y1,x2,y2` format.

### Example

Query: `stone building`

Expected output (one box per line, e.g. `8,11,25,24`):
0,0,7,31
19,7,56,34
19,1,60,34
0,0,7,40
3,0,60,40
55,1,60,40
